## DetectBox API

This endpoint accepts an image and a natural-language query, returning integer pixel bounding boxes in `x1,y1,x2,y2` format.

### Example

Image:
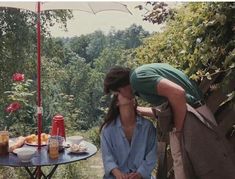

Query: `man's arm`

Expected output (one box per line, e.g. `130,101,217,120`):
136,106,155,118
157,78,187,131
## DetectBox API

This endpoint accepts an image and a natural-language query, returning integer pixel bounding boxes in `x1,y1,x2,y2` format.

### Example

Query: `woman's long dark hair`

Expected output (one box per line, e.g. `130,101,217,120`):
99,95,119,133
100,66,134,133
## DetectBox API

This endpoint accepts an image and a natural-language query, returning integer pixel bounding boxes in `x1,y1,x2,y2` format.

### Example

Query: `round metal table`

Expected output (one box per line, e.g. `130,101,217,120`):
0,141,97,179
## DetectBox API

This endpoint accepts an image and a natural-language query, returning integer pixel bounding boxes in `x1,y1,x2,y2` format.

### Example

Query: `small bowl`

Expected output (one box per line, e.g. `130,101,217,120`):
14,148,36,162
67,136,84,145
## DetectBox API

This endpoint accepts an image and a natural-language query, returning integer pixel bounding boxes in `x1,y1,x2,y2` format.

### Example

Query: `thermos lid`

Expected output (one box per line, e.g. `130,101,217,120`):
53,114,64,120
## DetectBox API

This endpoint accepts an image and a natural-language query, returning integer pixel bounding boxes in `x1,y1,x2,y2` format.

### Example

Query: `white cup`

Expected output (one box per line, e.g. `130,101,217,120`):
67,136,83,145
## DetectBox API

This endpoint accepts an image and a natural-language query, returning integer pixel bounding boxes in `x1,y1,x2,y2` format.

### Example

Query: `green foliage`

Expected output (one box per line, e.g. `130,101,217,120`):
0,7,73,133
0,9,36,103
66,24,149,67
4,78,36,136
69,35,91,61
0,7,73,88
40,55,89,131
83,126,101,147
0,6,151,179
86,31,107,64
135,2,235,83
5,79,35,104
2,2,235,178
107,24,149,49
39,25,149,132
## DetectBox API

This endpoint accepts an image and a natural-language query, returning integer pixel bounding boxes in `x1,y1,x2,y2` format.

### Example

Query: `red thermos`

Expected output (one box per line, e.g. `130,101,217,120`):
51,114,66,139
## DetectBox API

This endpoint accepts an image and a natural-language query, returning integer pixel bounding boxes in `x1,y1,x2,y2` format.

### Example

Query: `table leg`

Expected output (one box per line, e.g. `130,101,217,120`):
41,171,47,178
24,167,36,179
25,166,46,179
24,165,59,179
45,165,58,179
32,167,38,176
36,166,42,179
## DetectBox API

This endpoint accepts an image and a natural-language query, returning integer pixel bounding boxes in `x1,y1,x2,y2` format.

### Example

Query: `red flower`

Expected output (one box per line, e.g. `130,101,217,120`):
12,73,24,82
6,102,21,113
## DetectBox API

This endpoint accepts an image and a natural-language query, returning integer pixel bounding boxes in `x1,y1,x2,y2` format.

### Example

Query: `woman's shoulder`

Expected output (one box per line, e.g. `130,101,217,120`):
101,120,117,133
138,116,155,127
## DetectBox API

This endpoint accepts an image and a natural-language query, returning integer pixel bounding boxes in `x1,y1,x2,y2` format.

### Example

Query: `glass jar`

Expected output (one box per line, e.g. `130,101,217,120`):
48,137,59,159
0,131,9,155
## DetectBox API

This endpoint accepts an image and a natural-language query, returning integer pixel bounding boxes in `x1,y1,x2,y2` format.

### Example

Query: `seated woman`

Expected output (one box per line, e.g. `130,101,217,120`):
100,93,157,179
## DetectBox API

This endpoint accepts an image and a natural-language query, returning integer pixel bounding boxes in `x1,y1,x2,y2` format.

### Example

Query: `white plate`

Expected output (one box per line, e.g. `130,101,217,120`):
25,141,47,146
67,142,88,154
67,148,88,154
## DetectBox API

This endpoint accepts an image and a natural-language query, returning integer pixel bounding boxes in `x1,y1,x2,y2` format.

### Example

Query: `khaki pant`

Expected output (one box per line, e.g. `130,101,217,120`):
169,104,217,179
169,129,187,179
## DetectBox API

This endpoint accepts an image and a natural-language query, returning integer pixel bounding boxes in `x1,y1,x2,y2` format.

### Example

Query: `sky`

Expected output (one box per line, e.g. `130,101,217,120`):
49,2,166,37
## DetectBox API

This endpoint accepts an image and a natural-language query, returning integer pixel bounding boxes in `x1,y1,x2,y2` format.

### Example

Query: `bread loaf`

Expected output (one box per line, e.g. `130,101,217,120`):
9,136,25,152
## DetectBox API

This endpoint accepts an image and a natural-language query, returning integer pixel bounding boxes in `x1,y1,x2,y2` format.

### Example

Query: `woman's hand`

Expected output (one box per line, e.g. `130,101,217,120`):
127,172,142,179
112,168,128,179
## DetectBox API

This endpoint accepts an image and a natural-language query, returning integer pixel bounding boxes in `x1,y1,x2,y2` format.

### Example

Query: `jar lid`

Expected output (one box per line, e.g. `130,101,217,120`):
53,114,64,120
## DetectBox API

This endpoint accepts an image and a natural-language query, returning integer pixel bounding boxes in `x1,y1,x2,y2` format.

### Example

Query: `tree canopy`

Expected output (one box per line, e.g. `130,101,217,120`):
0,1,234,141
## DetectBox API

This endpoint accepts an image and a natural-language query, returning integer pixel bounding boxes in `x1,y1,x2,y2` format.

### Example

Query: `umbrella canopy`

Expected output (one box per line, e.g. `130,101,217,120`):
0,2,131,14
0,2,132,148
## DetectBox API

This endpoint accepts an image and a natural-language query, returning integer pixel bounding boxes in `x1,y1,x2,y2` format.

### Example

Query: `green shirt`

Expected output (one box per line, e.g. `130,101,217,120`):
130,63,203,106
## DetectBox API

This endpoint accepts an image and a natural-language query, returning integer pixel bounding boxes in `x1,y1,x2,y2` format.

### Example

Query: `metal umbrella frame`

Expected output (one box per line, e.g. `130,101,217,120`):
0,1,131,147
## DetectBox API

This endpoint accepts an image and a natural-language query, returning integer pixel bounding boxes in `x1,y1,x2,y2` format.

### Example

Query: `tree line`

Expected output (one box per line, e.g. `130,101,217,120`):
0,2,234,138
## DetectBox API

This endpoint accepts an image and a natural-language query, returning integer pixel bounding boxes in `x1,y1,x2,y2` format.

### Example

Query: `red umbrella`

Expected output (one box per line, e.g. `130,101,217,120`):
0,2,132,148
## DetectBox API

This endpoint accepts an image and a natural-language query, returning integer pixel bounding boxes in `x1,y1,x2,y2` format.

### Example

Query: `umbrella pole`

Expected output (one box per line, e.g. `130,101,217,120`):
37,1,42,150
37,2,43,178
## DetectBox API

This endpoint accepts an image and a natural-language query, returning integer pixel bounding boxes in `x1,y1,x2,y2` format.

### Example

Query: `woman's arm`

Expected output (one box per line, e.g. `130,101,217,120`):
137,123,157,178
100,130,119,177
101,131,128,178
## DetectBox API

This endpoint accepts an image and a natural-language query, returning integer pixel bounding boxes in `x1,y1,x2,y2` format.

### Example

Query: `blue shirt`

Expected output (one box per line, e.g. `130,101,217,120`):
101,115,157,179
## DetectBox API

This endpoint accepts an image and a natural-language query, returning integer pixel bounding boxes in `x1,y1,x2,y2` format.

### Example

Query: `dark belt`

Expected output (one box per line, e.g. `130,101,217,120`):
192,100,205,108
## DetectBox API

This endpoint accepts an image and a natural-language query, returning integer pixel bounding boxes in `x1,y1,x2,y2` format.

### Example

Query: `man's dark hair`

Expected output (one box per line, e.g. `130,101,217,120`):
104,66,131,94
